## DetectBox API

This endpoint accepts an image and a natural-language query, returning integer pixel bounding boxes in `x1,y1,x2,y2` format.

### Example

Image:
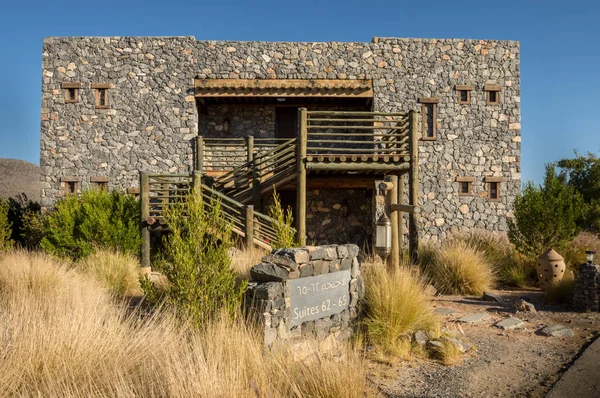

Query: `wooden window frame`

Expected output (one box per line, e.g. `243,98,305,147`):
456,176,474,196
486,176,503,201
90,176,109,192
62,82,80,104
485,85,501,105
92,83,113,109
127,187,140,198
456,85,472,105
61,176,79,195
419,97,439,141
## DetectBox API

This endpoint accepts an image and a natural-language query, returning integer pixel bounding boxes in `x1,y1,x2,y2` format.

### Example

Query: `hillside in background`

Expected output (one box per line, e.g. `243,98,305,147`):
0,158,40,201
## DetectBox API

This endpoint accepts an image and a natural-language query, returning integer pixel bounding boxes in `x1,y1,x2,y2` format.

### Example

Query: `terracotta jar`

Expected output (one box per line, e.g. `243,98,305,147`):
536,249,566,290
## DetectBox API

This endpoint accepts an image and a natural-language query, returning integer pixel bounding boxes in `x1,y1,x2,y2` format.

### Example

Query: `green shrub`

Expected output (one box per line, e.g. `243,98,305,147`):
0,199,12,251
78,249,142,297
508,164,584,258
6,194,42,248
41,190,141,260
422,241,495,295
363,266,439,357
141,192,246,328
268,188,296,249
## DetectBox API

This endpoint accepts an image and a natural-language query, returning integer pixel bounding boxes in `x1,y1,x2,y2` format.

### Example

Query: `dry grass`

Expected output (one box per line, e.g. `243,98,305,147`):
428,339,464,366
545,271,576,304
563,231,600,269
230,246,268,280
78,249,142,297
424,241,495,296
0,250,372,397
362,265,439,358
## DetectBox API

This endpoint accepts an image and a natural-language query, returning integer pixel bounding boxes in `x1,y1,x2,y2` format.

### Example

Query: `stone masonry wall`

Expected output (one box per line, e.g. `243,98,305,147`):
573,263,600,311
41,36,521,241
245,245,362,357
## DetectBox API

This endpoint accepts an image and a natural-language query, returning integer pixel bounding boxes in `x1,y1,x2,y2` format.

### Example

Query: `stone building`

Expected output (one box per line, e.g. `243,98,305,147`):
40,36,521,247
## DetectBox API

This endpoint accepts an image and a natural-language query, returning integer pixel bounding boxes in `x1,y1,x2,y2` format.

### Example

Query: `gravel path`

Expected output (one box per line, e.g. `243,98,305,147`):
369,290,600,397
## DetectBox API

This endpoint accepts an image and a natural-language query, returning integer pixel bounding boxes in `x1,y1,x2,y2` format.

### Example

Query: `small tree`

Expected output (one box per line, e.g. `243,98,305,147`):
41,190,140,260
508,164,583,258
268,187,296,248
141,192,246,328
0,199,13,251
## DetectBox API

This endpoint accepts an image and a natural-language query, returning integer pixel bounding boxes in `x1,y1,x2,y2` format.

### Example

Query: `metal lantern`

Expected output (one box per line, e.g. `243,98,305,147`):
586,250,596,265
375,213,392,260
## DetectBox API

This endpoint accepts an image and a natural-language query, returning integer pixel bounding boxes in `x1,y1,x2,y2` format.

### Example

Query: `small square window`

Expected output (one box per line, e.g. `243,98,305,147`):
486,177,503,201
62,176,79,195
419,97,439,140
62,82,80,104
485,85,501,105
92,83,112,109
91,176,109,192
456,176,474,196
456,85,473,105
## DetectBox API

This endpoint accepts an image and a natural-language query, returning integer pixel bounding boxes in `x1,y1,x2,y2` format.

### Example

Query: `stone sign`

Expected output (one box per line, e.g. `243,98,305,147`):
288,270,351,328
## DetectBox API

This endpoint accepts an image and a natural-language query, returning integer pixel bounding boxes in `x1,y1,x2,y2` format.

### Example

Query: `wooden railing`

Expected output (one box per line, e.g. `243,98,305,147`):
209,138,297,204
304,110,411,170
197,137,290,172
139,172,294,267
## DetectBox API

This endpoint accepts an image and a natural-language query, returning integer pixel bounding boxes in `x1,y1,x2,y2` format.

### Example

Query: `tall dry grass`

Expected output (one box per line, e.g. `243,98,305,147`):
230,246,268,280
362,265,439,357
0,250,371,397
421,241,495,295
78,249,142,297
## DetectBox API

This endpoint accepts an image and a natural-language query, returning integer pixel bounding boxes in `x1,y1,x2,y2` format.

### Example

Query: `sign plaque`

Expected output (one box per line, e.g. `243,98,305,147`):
288,270,351,328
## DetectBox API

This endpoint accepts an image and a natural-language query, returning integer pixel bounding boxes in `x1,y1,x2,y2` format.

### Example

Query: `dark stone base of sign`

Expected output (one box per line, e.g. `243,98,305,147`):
245,244,363,359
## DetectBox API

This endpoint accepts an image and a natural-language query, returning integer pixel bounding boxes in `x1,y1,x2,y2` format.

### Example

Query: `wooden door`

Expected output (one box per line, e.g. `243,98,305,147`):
275,107,298,138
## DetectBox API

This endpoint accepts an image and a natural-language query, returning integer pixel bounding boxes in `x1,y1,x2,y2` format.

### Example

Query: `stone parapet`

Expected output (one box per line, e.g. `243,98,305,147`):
245,245,363,357
573,263,600,311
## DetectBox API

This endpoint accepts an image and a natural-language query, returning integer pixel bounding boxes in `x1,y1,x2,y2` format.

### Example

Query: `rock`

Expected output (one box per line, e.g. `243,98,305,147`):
457,313,489,324
513,299,537,313
443,337,472,353
345,244,360,258
305,246,325,260
483,291,503,303
261,254,299,272
413,330,429,345
427,340,444,350
495,317,525,330
539,324,575,338
250,263,290,282
311,260,329,275
298,263,313,277
425,284,437,296
251,282,283,300
434,307,460,316
323,246,338,260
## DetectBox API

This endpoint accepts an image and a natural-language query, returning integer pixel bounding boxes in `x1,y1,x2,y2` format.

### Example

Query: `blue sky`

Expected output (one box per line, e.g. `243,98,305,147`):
0,0,598,184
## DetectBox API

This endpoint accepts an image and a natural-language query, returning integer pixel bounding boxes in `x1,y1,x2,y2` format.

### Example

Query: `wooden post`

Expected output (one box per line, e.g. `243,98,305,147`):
195,136,204,174
140,171,151,275
192,170,202,195
296,108,308,246
384,174,399,270
252,157,261,210
245,205,254,249
408,110,420,263
398,173,405,260
246,135,254,163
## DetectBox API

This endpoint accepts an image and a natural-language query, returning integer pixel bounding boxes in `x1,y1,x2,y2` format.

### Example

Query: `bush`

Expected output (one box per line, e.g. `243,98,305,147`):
363,266,439,357
448,230,537,288
422,241,495,295
6,193,42,249
41,190,141,260
0,250,372,397
268,187,296,249
508,164,584,258
141,193,247,328
78,249,142,297
0,198,12,251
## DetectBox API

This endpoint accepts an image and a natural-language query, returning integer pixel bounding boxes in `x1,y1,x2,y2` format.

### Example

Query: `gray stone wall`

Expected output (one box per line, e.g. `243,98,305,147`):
41,36,521,241
573,263,600,311
245,245,363,357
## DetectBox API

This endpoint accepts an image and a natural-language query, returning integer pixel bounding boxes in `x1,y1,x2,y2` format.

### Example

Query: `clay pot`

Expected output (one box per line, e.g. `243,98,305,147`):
536,249,566,290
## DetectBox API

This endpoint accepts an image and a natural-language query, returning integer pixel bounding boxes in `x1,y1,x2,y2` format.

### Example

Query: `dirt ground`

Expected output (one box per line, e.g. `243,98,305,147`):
369,289,600,398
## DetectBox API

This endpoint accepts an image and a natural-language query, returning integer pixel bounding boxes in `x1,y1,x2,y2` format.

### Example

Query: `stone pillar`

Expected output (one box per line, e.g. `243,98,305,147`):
573,263,600,311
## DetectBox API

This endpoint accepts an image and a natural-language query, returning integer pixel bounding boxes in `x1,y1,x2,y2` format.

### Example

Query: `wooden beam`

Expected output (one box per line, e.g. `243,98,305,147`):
296,108,308,246
245,205,254,250
390,203,419,214
140,172,151,274
306,162,410,171
408,110,420,263
397,173,405,260
385,174,399,270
